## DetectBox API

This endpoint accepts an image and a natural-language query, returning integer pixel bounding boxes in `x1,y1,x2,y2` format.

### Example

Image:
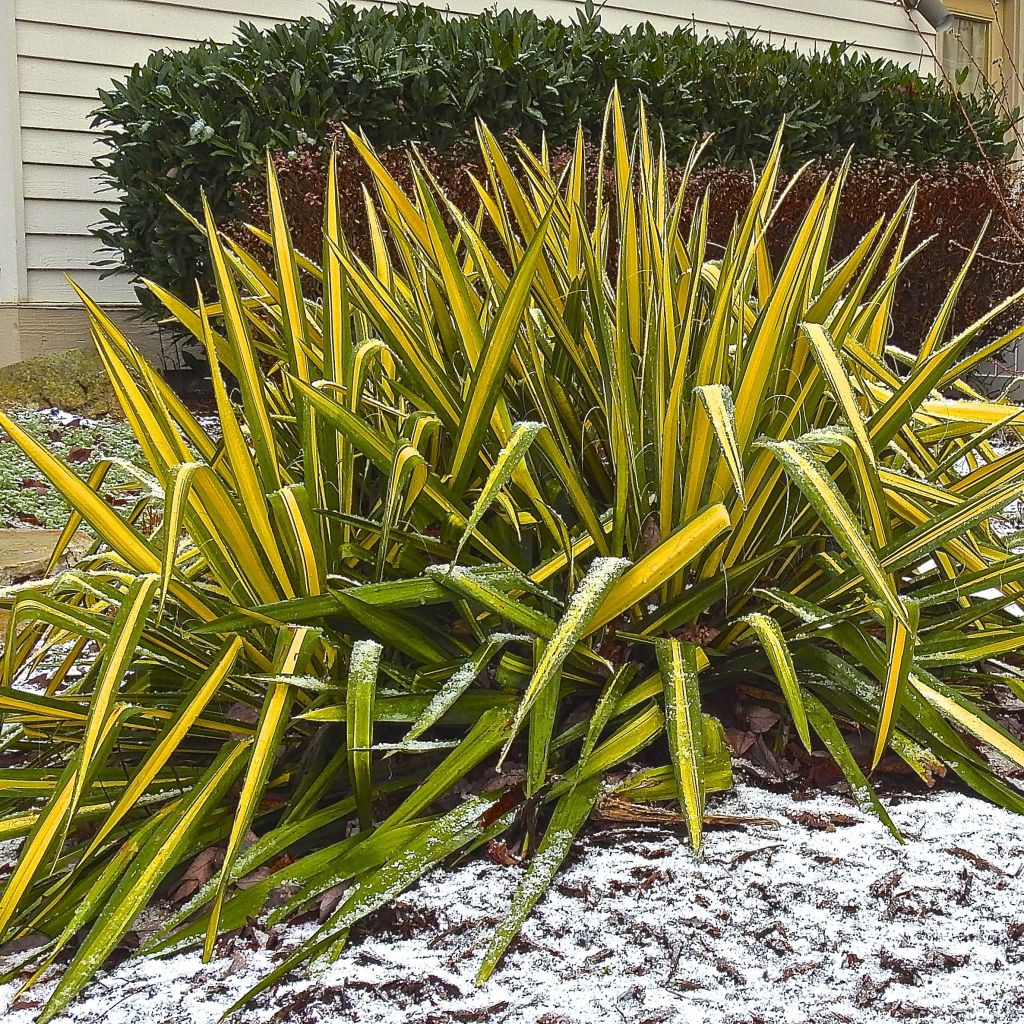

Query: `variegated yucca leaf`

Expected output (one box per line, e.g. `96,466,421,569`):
3,93,1024,1014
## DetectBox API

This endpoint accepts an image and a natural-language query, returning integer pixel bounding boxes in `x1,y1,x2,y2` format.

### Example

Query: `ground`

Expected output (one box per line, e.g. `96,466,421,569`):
2,784,1022,1024
0,408,140,529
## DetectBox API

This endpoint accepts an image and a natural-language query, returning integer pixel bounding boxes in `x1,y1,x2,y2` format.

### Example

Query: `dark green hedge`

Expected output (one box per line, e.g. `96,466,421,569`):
91,2,1016,304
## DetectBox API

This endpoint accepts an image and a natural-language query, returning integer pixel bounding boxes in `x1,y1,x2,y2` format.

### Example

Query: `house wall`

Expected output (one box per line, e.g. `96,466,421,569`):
0,0,939,366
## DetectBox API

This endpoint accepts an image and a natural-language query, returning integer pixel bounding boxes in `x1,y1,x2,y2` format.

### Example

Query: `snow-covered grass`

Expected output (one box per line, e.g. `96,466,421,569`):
0,409,141,529
4,783,1022,1024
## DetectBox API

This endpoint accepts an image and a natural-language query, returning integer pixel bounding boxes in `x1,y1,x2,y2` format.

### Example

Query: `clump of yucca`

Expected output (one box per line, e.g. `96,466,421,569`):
3,93,1024,1019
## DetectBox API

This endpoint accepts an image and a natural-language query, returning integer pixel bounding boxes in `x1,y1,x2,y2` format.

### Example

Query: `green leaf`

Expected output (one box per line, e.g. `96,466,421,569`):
873,598,919,769
655,639,705,851
456,421,545,562
741,612,811,751
802,689,902,842
502,557,628,763
347,639,382,829
39,742,251,1024
476,775,602,984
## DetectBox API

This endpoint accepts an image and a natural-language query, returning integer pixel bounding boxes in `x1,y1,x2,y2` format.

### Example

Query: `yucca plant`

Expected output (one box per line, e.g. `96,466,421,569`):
4,93,1024,1019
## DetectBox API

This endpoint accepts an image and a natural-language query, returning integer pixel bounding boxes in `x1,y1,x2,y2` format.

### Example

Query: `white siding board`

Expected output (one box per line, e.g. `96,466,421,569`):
17,22,201,67
23,164,115,202
21,94,99,134
29,268,138,304
17,0,325,42
19,57,131,99
145,0,330,15
21,128,106,168
27,233,113,270
25,199,107,237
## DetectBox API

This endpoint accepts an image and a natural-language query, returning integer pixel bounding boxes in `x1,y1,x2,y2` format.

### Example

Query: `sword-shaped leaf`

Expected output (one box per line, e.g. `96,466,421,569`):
801,323,875,465
449,207,554,494
38,741,251,1024
741,612,811,751
695,385,746,505
655,638,705,851
587,505,730,634
802,689,902,842
202,628,312,961
456,421,545,563
476,775,602,984
501,557,629,764
347,639,382,829
402,634,525,744
872,598,919,769
758,438,906,627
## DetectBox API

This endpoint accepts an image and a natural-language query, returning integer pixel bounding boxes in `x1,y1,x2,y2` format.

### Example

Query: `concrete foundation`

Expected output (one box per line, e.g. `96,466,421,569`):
0,303,179,371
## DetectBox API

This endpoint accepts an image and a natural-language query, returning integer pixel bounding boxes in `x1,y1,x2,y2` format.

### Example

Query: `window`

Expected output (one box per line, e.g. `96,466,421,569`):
939,14,993,95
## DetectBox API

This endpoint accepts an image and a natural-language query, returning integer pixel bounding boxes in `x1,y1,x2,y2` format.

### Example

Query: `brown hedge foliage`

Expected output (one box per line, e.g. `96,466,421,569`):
231,131,1024,350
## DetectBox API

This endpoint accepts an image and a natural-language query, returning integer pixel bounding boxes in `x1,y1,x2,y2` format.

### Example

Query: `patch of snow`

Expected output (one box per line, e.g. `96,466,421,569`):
34,409,101,428
3,784,1023,1023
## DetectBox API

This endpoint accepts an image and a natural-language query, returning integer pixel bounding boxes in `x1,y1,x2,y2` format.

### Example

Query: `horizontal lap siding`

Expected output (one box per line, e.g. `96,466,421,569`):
29,270,138,304
14,0,328,303
13,0,935,305
24,165,117,202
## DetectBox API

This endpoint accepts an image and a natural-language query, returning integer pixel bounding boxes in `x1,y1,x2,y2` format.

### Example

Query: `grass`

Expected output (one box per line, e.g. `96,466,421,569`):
0,410,142,529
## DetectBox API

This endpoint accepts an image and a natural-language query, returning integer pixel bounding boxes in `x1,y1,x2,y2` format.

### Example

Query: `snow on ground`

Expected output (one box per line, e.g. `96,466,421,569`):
3,783,1023,1024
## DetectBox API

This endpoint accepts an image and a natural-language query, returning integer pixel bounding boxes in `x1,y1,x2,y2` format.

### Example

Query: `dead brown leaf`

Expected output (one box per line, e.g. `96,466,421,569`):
747,707,781,733
725,728,757,756
786,809,860,832
487,839,521,867
170,845,223,902
318,882,347,922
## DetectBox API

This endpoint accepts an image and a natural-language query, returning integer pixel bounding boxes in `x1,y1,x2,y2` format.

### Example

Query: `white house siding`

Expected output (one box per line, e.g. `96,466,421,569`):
0,0,937,364
12,0,329,311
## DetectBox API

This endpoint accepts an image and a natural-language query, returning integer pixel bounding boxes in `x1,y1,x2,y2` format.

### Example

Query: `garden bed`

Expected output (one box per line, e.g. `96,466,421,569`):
2,784,1022,1024
6,97,1024,1024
